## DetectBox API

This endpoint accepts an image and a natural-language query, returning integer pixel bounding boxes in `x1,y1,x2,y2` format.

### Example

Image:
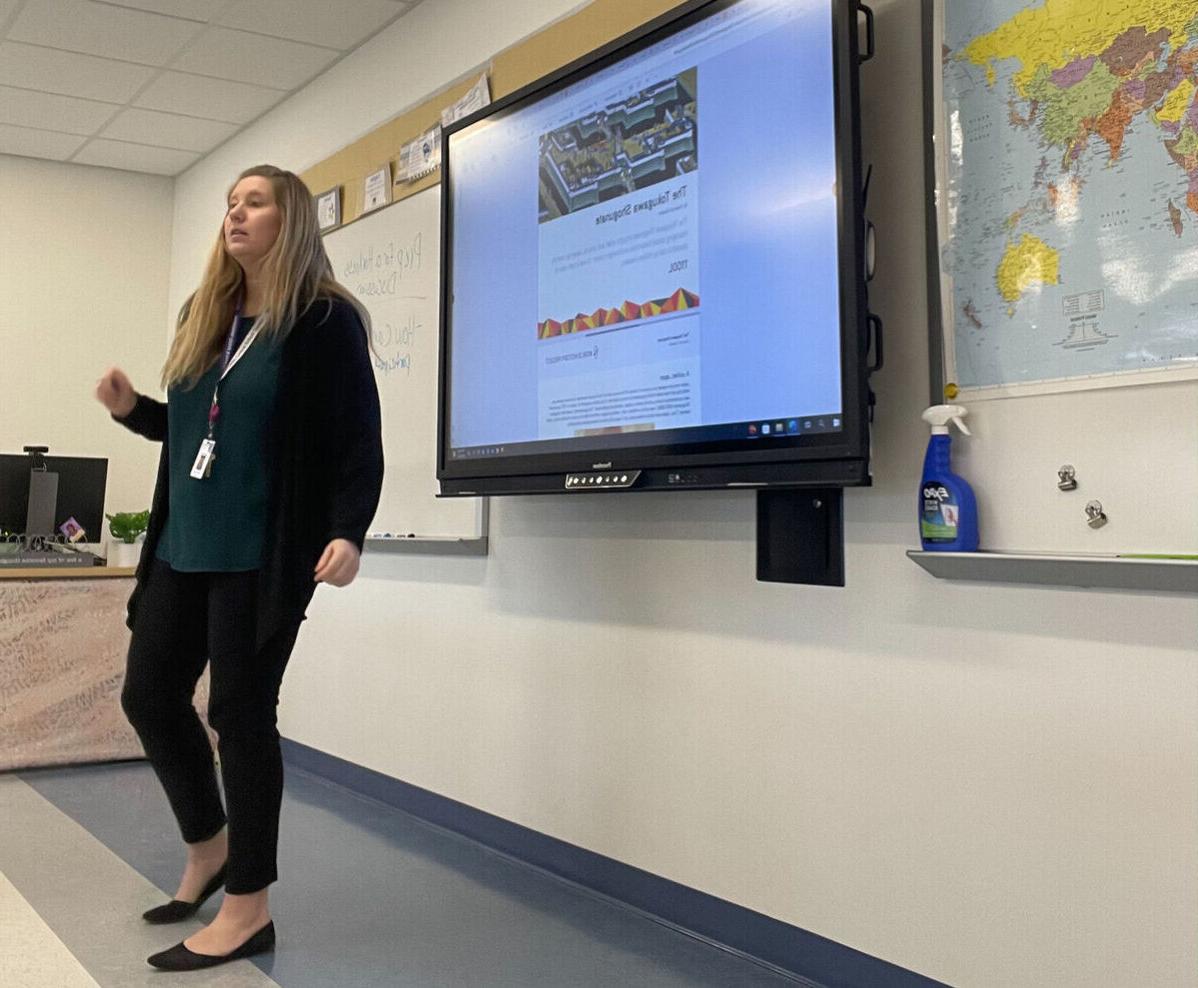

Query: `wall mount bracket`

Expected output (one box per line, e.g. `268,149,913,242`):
757,489,845,587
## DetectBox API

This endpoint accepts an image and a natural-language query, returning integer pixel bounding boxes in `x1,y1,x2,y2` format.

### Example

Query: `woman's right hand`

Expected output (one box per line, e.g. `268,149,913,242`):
95,367,137,418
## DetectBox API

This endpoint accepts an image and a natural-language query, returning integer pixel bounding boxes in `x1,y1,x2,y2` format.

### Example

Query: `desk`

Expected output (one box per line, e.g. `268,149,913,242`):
0,568,212,772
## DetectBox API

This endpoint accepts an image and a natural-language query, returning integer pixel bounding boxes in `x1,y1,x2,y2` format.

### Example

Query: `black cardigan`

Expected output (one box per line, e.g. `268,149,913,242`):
117,297,384,649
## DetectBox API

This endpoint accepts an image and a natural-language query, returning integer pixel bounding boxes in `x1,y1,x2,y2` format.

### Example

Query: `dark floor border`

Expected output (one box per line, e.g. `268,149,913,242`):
280,738,948,988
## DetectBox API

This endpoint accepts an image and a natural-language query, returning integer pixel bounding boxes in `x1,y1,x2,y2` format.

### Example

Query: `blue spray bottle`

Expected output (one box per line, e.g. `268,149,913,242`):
919,404,978,552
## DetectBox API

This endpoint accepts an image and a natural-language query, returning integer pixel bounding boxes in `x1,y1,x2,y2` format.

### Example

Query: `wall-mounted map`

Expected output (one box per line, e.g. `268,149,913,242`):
932,0,1198,396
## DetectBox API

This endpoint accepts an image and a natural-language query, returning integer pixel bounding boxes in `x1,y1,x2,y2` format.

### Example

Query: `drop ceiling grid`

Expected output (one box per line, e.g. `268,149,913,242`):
0,0,416,175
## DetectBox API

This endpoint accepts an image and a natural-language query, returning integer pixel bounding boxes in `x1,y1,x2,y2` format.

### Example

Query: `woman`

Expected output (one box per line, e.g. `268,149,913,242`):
95,165,383,971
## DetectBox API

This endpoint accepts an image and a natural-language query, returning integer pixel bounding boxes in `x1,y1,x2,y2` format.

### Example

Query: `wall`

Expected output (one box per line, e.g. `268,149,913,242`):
0,155,172,534
170,2,1198,986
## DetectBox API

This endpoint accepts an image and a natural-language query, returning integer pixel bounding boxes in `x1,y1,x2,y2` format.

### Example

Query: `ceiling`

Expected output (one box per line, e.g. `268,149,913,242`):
0,0,422,176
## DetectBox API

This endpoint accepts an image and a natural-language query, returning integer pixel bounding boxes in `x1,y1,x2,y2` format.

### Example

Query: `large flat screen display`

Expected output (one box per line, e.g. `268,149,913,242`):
439,0,871,495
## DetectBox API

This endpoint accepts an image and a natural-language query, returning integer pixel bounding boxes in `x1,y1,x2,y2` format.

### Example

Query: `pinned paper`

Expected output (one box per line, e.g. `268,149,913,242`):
395,127,441,183
315,186,341,231
441,74,491,128
363,165,391,212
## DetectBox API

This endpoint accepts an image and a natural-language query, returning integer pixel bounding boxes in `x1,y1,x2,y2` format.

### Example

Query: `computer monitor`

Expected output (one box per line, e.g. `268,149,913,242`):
0,453,108,541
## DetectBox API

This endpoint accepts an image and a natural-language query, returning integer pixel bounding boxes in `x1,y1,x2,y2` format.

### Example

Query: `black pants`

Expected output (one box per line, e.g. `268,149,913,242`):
120,558,301,894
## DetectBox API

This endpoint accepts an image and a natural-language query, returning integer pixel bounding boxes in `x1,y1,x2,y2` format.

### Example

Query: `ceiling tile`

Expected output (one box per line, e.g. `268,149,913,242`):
96,0,224,19
99,107,238,152
133,71,283,124
72,137,198,174
9,0,204,65
0,42,156,102
216,0,407,50
0,123,88,159
171,26,339,90
0,85,120,135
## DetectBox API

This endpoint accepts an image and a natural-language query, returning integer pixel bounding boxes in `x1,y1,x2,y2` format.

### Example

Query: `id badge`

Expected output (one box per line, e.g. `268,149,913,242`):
190,438,216,479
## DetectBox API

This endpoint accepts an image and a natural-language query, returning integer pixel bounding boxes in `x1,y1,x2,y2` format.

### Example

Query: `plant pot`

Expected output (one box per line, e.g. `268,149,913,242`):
106,540,143,568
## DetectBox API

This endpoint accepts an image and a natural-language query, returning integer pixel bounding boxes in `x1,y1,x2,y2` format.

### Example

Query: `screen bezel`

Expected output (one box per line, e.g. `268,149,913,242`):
438,0,869,493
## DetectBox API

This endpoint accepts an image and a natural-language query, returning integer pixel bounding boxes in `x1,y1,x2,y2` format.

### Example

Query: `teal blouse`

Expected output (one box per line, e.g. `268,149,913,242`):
157,317,282,571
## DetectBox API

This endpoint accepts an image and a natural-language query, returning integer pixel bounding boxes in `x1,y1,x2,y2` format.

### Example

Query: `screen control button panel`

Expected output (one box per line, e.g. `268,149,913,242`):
564,470,641,490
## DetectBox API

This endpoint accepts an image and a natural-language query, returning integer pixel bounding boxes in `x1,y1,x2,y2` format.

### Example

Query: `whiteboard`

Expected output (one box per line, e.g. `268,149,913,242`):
323,186,484,543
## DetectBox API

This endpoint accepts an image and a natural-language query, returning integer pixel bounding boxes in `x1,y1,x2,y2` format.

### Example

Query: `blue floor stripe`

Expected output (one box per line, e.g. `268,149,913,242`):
279,739,950,988
19,759,808,987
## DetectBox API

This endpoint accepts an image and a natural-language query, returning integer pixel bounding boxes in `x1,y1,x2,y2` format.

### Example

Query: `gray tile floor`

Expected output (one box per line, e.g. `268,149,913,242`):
9,760,801,987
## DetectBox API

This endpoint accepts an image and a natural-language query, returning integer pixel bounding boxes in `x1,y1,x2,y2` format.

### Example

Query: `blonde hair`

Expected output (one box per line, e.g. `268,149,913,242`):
162,164,369,389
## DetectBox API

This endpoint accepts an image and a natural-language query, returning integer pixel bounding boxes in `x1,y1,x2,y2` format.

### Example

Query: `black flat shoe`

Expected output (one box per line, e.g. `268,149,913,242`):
147,920,275,971
141,864,227,924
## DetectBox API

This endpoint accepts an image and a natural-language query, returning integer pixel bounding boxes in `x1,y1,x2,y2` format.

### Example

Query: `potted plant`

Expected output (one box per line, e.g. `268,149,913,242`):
106,510,149,567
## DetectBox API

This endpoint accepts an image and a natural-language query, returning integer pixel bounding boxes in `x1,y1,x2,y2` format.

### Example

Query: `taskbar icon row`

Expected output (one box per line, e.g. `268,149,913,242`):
745,414,840,438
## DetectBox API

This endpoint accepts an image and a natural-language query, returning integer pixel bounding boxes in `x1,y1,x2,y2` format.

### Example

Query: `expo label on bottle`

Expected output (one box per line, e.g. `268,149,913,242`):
920,480,960,542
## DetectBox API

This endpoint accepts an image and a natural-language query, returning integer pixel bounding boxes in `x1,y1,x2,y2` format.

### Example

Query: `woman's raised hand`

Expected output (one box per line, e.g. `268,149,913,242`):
95,367,137,418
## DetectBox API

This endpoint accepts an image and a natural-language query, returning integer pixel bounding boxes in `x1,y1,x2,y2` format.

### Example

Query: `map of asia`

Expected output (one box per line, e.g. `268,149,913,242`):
937,0,1198,392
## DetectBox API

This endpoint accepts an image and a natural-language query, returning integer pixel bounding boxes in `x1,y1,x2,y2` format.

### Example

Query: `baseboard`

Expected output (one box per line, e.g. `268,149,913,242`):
280,738,948,988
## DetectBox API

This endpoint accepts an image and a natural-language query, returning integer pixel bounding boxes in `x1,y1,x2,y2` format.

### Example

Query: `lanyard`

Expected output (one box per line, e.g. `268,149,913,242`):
206,303,259,439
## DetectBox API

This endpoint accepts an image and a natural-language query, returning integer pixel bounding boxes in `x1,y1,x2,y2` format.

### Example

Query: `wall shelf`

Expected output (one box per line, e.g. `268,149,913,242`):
366,536,488,557
906,550,1198,594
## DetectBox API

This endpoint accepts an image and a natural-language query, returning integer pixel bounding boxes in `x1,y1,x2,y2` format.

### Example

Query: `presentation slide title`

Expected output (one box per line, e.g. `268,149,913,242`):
593,185,687,226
